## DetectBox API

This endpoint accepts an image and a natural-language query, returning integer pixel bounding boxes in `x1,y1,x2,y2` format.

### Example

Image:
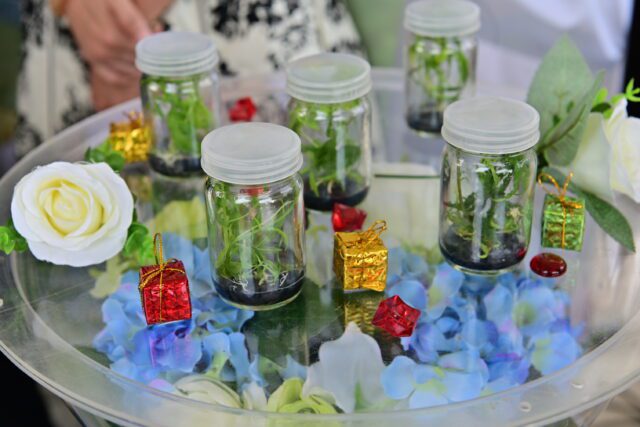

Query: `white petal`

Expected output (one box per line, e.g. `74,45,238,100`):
557,113,613,201
27,229,127,267
302,322,386,413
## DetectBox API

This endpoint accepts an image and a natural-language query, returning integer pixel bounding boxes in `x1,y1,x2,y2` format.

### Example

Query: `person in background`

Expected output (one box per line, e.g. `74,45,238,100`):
16,0,363,158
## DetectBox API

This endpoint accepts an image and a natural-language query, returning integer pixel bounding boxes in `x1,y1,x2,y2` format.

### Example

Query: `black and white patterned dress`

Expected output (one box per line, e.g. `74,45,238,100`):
17,0,363,157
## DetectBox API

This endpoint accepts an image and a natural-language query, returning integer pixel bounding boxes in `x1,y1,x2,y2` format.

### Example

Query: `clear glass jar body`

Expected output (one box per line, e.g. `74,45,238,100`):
141,71,220,176
288,97,372,211
204,174,306,310
405,33,477,134
439,145,537,274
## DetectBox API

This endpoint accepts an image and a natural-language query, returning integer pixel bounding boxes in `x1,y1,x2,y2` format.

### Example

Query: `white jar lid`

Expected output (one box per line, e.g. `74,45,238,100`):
404,0,481,37
286,53,372,104
442,97,540,155
136,31,219,77
201,123,303,185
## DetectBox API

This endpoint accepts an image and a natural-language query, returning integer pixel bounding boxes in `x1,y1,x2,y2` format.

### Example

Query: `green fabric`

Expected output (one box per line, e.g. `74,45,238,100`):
346,0,403,66
541,194,586,251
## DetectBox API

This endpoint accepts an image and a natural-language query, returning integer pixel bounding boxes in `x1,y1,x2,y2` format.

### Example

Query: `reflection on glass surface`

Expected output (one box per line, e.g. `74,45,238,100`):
81,171,583,412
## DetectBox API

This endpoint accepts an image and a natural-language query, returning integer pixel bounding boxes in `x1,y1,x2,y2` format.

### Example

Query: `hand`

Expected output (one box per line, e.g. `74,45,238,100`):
134,0,175,23
66,0,151,71
91,63,140,111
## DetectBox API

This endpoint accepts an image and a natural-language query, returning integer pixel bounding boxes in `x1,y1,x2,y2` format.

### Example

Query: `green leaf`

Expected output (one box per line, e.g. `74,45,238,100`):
625,78,640,102
122,221,155,266
591,102,611,114
541,72,604,165
0,219,27,255
545,168,636,252
85,140,126,172
527,36,593,148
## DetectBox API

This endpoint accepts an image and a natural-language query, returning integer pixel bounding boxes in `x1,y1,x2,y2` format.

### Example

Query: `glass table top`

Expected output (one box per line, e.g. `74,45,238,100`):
1,70,640,427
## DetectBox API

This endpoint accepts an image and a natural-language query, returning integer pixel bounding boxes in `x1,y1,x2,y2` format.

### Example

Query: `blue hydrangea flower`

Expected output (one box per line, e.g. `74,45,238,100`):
381,352,488,408
529,331,581,375
93,233,255,387
426,264,464,320
386,279,428,311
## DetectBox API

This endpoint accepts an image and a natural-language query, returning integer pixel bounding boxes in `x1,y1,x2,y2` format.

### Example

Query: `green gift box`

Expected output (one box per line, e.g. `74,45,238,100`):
541,193,586,251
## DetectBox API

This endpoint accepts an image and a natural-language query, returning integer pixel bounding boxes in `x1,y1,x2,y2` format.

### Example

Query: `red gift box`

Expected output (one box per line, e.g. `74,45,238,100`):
372,295,421,337
139,259,192,325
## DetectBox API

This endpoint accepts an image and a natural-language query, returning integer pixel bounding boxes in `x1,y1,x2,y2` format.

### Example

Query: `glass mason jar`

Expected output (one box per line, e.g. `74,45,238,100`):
404,0,480,135
286,53,373,211
439,98,540,274
202,123,306,310
137,31,221,177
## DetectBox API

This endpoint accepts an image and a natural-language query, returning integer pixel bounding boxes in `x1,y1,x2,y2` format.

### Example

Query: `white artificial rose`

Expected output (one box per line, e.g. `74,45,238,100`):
557,111,613,202
605,99,640,202
10,162,134,267
558,99,640,203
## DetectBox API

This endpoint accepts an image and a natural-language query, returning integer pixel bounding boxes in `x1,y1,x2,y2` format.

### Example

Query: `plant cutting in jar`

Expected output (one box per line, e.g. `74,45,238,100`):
211,181,303,303
144,75,213,155
289,100,365,207
407,36,469,127
442,153,534,268
527,36,639,252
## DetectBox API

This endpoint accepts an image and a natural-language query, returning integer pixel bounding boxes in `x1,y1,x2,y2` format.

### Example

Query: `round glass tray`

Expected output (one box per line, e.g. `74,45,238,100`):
1,69,640,427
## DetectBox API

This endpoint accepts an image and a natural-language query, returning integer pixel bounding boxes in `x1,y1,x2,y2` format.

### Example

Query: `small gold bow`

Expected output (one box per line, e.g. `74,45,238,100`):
139,233,184,322
344,220,387,248
538,172,584,249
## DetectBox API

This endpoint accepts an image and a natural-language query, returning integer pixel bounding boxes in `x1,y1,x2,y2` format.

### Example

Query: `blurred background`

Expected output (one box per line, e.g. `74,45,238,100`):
0,0,638,425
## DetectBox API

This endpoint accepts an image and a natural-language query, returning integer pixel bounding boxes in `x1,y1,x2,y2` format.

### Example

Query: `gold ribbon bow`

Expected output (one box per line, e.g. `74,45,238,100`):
344,220,388,248
139,233,184,322
537,172,584,249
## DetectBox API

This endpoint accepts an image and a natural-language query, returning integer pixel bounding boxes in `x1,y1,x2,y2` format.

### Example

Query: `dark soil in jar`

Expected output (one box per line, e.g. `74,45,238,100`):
149,153,203,177
406,110,444,135
214,270,305,309
439,228,527,272
303,178,369,211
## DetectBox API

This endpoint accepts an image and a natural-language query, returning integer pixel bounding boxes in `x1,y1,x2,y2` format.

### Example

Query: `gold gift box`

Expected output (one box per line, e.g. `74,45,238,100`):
333,220,388,292
109,112,151,163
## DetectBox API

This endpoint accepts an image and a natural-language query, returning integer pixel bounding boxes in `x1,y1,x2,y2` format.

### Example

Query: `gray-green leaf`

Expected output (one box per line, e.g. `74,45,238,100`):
541,72,604,165
527,36,593,148
545,168,636,252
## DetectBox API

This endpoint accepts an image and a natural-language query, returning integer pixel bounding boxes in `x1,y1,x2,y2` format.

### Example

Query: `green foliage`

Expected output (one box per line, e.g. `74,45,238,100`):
0,219,27,255
592,79,640,118
527,36,594,162
144,75,214,155
529,36,636,251
544,168,635,252
407,36,470,108
212,181,295,285
539,72,603,165
444,153,533,257
122,221,155,267
84,140,126,172
626,78,640,102
290,100,363,196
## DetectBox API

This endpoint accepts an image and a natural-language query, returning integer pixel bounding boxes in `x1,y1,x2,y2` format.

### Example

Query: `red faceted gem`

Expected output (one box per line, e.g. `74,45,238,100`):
530,252,567,278
372,295,421,337
332,203,367,232
229,97,258,122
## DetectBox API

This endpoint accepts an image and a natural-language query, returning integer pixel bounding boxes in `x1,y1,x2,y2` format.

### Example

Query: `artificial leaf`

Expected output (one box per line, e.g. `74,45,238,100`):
85,141,126,172
527,36,593,147
123,221,155,266
0,220,27,255
626,78,640,102
544,168,635,252
541,72,604,165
